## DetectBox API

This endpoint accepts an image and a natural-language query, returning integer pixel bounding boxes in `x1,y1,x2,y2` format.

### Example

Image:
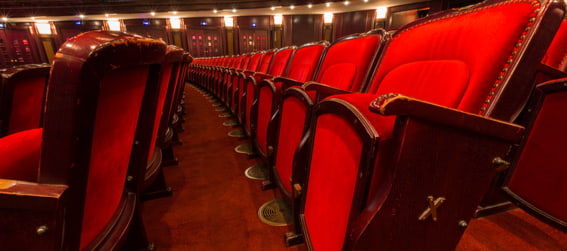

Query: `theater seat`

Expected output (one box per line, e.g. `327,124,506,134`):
288,0,566,250
142,45,186,200
0,64,51,137
0,31,166,250
504,77,567,231
267,29,386,198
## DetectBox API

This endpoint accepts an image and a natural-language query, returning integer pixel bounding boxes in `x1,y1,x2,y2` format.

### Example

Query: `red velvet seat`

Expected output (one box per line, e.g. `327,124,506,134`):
542,18,567,72
241,47,294,138
253,42,328,169
504,77,567,232
236,50,275,125
142,45,187,200
0,31,167,250
233,51,266,121
267,29,386,197
0,64,50,137
289,0,566,250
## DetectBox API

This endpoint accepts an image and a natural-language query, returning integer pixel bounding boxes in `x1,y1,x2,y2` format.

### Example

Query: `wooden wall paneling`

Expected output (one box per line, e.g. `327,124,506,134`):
332,10,375,41
282,15,293,47
291,15,323,46
386,2,431,30
186,17,226,56
54,20,103,48
236,16,272,53
0,30,11,68
124,19,169,43
4,24,42,66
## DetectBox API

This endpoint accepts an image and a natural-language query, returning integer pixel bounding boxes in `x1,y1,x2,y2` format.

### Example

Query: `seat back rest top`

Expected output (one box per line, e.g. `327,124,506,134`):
284,41,329,82
267,47,296,77
313,29,386,92
366,0,565,122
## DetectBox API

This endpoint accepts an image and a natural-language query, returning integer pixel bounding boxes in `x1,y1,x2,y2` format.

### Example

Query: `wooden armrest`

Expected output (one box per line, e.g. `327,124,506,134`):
0,179,67,210
537,63,567,80
370,93,524,142
272,77,304,90
253,72,273,80
303,81,353,102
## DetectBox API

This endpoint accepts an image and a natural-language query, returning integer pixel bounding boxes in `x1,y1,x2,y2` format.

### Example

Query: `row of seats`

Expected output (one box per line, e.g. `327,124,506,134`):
189,0,566,250
0,31,192,250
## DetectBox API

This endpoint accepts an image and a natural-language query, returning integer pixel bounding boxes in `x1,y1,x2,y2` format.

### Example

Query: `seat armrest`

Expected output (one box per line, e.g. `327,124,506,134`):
370,93,524,142
537,63,567,80
272,77,304,90
0,179,67,210
253,72,273,81
303,81,353,103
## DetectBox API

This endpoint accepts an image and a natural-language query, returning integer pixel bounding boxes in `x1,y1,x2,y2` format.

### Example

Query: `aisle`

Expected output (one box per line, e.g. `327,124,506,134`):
142,83,305,251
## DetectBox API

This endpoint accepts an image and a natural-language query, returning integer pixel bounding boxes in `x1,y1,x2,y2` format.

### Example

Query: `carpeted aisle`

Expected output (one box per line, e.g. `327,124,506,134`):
142,82,567,251
142,83,305,251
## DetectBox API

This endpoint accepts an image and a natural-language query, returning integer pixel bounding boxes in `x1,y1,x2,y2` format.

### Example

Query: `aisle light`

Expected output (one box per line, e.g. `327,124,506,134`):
376,6,387,19
224,16,234,27
274,14,283,25
324,12,333,24
170,17,181,29
35,21,52,35
107,19,121,31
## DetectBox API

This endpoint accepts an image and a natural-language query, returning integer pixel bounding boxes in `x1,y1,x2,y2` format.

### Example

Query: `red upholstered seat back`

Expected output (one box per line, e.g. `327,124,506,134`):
506,78,567,230
315,30,383,92
366,0,543,122
267,47,295,77
81,67,148,249
0,65,50,137
257,50,275,73
148,47,184,159
247,53,262,71
541,19,567,71
284,42,328,82
41,31,166,250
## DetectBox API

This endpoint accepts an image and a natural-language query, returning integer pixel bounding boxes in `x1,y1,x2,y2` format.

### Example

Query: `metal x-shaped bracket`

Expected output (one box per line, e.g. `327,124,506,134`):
418,196,446,221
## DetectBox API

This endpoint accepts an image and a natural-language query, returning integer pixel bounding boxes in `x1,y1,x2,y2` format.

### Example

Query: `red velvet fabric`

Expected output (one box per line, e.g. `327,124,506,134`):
508,91,567,223
256,86,272,154
80,67,148,250
541,20,567,70
316,34,380,91
0,128,42,182
258,52,274,73
247,53,262,71
274,92,308,194
366,1,536,114
268,48,294,76
286,44,326,82
149,64,173,158
304,113,363,251
7,77,46,135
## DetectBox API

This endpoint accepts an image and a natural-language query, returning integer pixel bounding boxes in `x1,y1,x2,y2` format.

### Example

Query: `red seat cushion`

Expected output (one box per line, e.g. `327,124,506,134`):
0,128,42,182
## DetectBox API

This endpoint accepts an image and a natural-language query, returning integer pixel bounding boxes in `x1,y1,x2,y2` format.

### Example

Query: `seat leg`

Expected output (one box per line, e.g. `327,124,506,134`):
141,170,173,201
284,232,304,247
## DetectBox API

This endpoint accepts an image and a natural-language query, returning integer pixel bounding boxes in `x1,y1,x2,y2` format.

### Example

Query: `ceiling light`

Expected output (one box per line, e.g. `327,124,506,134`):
232,8,237,13
150,12,156,16
326,2,331,7
308,4,313,8
344,1,350,6
213,9,218,13
271,6,276,11
290,5,295,10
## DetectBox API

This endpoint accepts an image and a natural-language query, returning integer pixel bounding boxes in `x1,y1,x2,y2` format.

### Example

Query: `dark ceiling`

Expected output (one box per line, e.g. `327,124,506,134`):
0,0,347,18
